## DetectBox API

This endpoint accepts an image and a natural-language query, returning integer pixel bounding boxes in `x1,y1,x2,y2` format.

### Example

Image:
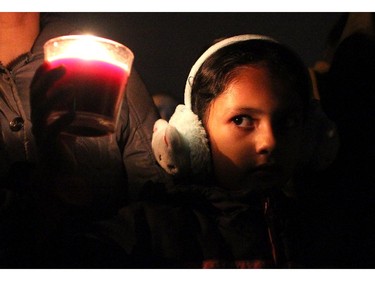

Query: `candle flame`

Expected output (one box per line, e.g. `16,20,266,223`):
46,35,131,72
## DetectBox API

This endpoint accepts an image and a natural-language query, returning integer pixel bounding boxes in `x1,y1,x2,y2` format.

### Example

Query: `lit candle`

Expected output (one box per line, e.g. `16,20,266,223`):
44,35,134,137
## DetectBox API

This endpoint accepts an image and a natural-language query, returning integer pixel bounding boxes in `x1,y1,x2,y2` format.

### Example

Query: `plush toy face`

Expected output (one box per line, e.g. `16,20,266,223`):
151,119,191,176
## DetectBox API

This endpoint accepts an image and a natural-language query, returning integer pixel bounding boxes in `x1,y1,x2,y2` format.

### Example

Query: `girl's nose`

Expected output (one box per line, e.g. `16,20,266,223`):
255,121,276,155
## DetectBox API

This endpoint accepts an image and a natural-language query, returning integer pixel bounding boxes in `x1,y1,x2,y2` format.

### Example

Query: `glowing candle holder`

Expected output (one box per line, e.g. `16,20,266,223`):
44,35,134,137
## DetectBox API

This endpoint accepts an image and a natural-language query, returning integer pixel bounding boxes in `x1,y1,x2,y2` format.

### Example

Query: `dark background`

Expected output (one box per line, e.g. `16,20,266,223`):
61,12,343,102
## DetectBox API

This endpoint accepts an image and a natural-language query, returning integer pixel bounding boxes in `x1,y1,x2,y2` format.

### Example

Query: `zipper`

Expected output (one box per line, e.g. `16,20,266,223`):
264,196,286,268
264,198,277,267
6,53,31,75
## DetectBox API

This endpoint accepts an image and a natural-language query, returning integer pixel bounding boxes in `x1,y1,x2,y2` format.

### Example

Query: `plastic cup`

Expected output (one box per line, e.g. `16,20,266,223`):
43,35,134,137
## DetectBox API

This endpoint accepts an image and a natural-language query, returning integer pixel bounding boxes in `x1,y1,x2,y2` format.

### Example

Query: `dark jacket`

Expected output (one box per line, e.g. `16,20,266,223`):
53,183,306,269
0,13,171,267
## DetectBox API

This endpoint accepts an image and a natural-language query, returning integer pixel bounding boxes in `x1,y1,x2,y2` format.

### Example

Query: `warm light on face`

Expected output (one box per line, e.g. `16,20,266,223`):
44,35,132,72
206,66,304,191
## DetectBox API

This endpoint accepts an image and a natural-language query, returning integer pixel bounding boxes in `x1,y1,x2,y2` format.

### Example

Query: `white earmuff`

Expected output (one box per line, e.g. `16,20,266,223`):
183,34,276,108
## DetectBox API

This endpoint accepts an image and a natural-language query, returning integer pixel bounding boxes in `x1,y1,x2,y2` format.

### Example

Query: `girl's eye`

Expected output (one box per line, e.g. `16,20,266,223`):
232,115,255,129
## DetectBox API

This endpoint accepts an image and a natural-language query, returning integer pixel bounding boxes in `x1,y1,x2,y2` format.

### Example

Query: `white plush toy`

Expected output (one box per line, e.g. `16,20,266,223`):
151,104,211,178
151,118,189,176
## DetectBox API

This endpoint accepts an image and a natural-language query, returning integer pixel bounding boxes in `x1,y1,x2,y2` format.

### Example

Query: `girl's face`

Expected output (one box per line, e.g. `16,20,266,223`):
205,66,305,192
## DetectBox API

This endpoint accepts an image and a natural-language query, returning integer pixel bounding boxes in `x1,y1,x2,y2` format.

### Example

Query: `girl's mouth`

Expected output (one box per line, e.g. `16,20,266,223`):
249,164,282,179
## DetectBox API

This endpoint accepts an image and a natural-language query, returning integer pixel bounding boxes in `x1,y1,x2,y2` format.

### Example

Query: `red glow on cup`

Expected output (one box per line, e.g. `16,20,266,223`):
44,35,134,137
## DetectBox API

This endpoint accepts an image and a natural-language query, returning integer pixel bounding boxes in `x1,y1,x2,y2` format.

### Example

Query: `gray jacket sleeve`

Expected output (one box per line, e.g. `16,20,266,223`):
116,69,173,201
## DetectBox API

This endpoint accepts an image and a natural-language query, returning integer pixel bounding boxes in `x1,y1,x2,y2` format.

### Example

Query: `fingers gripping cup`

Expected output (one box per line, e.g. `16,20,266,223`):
43,35,134,137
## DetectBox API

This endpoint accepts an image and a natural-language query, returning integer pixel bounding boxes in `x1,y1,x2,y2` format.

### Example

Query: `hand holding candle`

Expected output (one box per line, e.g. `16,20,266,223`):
42,35,134,137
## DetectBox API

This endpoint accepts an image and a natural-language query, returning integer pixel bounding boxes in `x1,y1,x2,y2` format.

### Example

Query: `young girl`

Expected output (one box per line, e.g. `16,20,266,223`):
42,34,323,268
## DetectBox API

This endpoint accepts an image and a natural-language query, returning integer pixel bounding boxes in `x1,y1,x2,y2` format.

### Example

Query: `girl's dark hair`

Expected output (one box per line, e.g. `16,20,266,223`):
190,39,312,123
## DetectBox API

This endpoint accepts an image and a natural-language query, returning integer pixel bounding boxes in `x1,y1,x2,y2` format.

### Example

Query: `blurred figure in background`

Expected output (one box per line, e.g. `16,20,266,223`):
305,12,375,268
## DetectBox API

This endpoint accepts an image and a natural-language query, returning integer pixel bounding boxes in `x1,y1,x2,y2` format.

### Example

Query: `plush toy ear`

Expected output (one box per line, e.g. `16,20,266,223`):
164,123,191,176
151,118,191,176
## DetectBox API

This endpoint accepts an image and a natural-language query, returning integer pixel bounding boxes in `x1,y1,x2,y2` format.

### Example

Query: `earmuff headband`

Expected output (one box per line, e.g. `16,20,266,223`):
183,34,277,108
